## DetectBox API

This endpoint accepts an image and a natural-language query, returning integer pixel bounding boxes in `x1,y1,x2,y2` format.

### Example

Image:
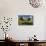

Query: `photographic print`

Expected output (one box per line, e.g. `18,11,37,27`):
18,15,33,25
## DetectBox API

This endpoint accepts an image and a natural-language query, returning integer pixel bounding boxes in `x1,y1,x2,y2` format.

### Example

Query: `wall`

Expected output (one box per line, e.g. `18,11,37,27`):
0,0,46,40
